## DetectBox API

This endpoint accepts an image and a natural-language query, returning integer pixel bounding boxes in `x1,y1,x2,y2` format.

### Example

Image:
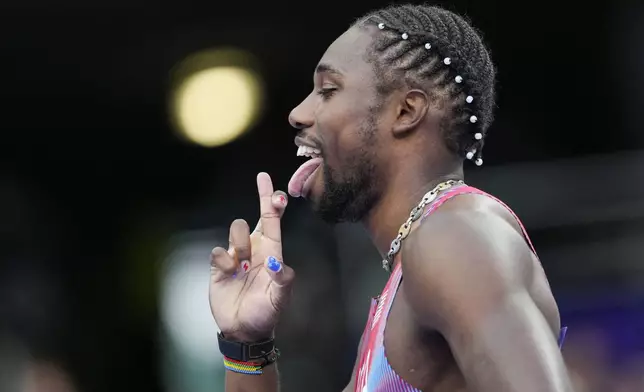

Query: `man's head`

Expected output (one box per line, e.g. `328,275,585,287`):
288,4,496,223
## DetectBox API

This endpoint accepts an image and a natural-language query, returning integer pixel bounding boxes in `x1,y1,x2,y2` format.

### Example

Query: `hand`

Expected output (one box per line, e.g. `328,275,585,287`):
209,172,296,342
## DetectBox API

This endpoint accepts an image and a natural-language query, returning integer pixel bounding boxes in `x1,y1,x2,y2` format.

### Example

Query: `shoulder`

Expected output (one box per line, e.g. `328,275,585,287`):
403,192,534,280
401,193,536,331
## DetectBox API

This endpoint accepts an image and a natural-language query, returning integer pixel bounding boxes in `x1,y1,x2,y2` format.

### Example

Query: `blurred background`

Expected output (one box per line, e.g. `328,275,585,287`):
1,0,643,391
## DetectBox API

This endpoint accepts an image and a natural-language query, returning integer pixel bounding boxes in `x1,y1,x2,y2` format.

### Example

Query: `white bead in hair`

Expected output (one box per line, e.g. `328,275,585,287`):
424,43,431,49
443,57,451,65
466,150,475,160
378,23,385,29
475,158,483,166
475,132,483,140
466,95,474,103
401,33,408,40
455,75,463,83
470,115,478,124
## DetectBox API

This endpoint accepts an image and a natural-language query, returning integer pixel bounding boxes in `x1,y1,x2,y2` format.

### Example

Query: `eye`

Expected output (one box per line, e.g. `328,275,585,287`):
316,87,337,99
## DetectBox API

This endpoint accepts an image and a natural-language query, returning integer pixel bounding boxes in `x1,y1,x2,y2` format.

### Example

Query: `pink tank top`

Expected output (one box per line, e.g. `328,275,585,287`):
354,184,568,392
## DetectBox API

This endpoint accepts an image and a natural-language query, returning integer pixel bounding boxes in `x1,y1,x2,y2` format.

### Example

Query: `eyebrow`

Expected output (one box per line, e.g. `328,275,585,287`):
315,63,344,77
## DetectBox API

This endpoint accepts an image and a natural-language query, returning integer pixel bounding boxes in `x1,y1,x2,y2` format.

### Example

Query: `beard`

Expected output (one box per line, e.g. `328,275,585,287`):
312,118,381,224
314,160,378,223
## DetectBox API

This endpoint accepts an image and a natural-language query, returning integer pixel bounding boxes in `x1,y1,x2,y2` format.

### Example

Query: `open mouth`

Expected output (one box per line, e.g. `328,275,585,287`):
288,140,324,198
296,145,321,158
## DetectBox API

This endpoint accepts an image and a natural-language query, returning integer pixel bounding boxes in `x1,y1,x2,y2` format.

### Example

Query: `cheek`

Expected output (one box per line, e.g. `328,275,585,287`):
319,111,365,153
322,125,361,171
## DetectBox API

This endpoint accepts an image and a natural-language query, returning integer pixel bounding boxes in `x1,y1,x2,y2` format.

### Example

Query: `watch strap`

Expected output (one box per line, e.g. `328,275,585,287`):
217,332,276,362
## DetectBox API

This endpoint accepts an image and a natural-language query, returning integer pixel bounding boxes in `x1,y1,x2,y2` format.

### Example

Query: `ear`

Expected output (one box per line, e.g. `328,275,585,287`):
392,89,429,137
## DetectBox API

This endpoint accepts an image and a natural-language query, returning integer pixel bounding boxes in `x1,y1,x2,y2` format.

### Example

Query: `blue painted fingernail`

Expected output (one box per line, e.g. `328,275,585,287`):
267,256,282,272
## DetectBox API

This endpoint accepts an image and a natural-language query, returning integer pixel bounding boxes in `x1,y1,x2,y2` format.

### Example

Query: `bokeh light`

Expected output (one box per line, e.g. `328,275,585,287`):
169,49,264,148
160,233,223,365
160,231,228,392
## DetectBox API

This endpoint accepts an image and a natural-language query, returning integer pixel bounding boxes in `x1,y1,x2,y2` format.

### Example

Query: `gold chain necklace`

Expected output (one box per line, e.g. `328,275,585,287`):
382,179,464,272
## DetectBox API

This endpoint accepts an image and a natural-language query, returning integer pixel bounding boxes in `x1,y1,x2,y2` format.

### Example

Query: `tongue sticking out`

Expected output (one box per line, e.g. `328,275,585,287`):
288,157,323,198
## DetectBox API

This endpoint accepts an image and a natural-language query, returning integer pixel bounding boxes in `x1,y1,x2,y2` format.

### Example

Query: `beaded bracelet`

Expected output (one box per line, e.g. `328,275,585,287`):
223,357,264,375
223,348,280,375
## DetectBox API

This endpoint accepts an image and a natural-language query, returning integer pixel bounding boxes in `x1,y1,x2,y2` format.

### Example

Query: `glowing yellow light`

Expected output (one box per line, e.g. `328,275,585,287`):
172,64,262,147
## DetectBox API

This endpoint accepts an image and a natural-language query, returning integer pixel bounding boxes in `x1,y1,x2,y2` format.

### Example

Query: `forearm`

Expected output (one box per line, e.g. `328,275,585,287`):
225,363,279,392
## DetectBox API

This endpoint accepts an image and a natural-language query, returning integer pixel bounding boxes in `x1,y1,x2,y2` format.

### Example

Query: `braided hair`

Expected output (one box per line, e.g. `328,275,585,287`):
353,4,496,165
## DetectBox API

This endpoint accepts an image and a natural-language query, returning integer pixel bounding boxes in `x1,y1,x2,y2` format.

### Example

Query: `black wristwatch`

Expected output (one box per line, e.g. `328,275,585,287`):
217,332,279,364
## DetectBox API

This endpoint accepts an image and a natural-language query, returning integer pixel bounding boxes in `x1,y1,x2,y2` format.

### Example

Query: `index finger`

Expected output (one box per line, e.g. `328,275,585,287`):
257,172,282,243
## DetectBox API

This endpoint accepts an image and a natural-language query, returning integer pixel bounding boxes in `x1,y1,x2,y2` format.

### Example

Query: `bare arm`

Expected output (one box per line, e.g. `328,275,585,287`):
225,322,364,392
402,207,574,392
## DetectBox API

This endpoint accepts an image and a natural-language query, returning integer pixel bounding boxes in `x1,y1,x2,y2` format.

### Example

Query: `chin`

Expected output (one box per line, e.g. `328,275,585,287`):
302,168,324,201
307,190,328,216
309,192,339,223
311,163,379,224
305,191,322,209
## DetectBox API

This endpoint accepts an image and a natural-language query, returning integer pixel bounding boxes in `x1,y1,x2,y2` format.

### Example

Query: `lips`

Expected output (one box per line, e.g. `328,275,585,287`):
288,136,323,198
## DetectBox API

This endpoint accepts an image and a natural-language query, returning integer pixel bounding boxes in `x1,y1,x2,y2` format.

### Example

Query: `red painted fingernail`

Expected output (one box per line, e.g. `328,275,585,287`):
279,195,286,205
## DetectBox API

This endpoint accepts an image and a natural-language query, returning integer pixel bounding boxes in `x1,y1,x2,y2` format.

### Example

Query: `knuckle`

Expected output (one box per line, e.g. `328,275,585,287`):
261,212,280,220
234,244,251,255
221,264,237,274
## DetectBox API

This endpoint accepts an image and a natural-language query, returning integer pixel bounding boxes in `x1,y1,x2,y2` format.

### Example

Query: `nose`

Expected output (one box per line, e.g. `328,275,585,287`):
288,94,315,130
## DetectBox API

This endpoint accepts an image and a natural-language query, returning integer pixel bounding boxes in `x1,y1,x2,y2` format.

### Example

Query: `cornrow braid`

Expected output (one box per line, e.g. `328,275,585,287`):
352,4,496,165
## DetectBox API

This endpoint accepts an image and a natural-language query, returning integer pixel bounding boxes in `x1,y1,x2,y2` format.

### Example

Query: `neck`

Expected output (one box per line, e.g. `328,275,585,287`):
362,162,463,258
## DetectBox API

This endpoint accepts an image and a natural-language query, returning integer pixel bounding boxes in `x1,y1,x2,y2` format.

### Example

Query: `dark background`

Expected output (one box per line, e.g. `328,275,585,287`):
1,1,643,391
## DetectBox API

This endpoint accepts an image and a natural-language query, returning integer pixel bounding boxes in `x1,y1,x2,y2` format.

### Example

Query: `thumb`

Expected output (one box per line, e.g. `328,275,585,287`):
264,256,295,288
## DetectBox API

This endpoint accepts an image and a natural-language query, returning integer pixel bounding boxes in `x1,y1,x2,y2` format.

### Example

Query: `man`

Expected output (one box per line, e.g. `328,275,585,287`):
209,4,574,391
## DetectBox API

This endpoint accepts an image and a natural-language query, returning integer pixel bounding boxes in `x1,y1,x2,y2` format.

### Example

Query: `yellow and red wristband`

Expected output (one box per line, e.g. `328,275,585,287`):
223,348,280,375
223,357,264,375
